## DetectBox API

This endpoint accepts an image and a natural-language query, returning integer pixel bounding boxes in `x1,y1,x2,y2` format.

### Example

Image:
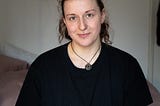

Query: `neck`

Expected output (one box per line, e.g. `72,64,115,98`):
67,41,101,69
70,41,101,57
69,41,101,62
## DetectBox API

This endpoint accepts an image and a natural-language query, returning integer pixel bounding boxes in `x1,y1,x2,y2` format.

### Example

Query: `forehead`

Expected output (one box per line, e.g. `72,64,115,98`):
63,0,99,14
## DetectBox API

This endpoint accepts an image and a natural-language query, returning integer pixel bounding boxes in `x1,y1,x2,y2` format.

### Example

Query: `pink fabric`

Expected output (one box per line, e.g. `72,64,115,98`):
0,55,28,72
0,69,27,106
148,81,160,106
0,55,28,106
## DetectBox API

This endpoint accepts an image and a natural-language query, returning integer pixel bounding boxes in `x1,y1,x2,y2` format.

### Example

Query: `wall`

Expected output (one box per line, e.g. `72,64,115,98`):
1,0,158,89
2,0,60,55
0,0,6,43
105,0,151,77
152,0,160,92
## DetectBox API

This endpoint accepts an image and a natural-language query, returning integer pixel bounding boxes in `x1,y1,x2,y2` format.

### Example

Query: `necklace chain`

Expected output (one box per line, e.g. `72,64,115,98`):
70,42,101,70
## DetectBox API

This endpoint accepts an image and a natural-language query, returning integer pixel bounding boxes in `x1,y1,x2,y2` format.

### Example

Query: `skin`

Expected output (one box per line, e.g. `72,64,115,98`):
63,0,106,68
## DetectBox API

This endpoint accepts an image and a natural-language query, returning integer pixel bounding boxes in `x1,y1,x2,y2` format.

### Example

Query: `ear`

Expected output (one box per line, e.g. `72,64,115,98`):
101,8,106,24
63,17,66,25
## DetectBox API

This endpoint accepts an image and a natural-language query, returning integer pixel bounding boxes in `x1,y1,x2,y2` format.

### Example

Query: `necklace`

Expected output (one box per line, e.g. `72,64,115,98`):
70,43,101,70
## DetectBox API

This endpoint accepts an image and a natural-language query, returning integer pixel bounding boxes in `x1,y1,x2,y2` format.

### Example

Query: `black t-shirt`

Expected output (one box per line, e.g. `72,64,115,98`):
68,56,102,106
69,68,98,106
16,43,153,106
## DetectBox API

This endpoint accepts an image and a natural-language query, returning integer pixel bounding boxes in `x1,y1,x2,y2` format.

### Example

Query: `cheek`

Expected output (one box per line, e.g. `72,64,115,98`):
66,23,77,35
89,20,101,32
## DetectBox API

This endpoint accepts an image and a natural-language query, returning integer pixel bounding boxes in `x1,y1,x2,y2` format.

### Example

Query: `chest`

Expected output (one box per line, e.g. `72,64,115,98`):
40,63,125,106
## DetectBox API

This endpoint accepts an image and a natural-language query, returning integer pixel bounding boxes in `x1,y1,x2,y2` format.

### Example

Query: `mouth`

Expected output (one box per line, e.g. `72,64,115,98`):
78,32,90,38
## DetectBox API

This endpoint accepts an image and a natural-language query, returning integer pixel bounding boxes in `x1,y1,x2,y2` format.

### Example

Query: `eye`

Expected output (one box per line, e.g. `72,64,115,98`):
67,16,77,22
69,17,76,21
85,13,94,19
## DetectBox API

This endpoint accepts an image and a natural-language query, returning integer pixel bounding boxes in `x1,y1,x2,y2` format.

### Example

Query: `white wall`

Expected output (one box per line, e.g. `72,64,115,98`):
105,0,151,77
152,0,160,92
3,0,60,55
1,0,159,91
0,0,6,43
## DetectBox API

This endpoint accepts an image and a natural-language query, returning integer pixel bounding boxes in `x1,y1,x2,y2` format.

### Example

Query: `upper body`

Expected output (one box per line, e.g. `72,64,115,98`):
16,42,152,106
16,0,153,105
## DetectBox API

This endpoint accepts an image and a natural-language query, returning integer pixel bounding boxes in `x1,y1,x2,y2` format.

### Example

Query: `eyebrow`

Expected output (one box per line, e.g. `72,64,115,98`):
85,9,96,13
65,9,96,17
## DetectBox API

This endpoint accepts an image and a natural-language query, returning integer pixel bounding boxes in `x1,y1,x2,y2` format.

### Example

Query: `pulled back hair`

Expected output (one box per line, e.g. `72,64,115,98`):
57,0,110,44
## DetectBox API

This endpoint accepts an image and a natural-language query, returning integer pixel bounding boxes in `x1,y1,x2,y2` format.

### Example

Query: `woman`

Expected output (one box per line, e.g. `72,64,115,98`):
16,0,153,105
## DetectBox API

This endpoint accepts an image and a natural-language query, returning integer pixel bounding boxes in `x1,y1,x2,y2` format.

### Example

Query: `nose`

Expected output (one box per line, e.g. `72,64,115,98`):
79,17,87,31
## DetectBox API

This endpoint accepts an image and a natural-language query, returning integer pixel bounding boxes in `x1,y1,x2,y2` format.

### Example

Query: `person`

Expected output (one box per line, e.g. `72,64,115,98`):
16,0,153,106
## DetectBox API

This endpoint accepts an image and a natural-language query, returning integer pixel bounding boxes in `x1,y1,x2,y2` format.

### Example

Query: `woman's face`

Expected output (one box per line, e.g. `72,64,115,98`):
63,0,105,47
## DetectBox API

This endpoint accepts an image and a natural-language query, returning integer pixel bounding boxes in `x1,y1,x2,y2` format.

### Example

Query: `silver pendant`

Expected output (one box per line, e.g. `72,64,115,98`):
85,63,92,70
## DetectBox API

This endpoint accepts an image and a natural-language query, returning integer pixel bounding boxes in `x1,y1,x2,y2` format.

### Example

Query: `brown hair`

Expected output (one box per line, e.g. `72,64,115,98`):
57,0,110,44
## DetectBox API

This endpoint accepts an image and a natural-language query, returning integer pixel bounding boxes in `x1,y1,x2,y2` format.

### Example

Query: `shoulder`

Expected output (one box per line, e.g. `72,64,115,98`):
31,43,68,67
38,43,68,60
102,43,137,62
24,43,69,81
40,43,68,59
103,43,144,82
102,43,141,74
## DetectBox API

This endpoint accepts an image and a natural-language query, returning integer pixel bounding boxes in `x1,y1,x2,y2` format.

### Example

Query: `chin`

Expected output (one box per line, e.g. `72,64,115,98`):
78,40,98,47
72,36,100,47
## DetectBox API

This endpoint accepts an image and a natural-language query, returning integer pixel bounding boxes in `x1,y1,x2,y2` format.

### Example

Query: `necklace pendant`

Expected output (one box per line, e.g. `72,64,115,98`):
85,63,92,70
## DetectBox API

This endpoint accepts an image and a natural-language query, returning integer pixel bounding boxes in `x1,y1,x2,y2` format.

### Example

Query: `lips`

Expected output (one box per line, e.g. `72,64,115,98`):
78,32,90,38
